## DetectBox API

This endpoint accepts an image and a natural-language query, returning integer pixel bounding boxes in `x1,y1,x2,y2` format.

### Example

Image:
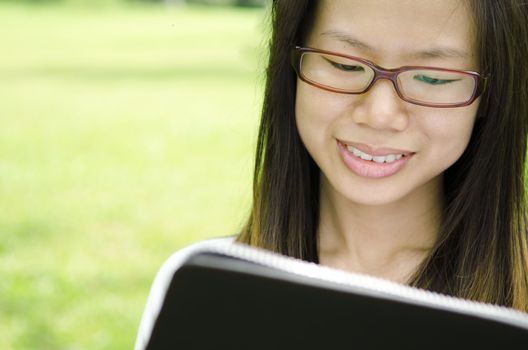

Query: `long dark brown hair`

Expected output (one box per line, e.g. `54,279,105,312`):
237,0,528,312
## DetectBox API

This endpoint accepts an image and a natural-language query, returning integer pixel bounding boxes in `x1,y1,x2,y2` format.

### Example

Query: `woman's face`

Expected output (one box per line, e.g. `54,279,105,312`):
295,0,480,206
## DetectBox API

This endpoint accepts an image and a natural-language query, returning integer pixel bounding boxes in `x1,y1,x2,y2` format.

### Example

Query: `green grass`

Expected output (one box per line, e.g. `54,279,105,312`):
0,2,266,349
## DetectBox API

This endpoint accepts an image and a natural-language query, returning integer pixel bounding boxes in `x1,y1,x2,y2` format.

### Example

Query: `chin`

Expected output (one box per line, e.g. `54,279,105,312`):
343,189,407,207
327,176,409,207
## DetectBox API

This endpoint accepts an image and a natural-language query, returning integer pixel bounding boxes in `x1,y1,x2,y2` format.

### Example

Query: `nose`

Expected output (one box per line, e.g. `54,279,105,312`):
349,78,410,131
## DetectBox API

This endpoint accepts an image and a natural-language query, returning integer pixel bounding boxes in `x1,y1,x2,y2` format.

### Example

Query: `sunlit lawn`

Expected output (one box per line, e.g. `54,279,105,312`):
0,2,265,349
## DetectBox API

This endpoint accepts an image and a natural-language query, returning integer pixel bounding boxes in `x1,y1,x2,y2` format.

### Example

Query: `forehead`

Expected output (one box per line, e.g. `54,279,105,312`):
307,0,476,67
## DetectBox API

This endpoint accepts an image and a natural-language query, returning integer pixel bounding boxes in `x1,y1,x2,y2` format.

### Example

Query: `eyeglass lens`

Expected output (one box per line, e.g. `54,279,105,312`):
300,52,476,106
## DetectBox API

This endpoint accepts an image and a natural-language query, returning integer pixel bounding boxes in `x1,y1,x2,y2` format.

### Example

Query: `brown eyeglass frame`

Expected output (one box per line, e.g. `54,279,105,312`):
291,46,488,108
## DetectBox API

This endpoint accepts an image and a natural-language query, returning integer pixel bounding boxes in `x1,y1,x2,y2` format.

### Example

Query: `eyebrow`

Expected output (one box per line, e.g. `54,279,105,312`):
321,30,374,52
320,30,471,60
416,47,471,59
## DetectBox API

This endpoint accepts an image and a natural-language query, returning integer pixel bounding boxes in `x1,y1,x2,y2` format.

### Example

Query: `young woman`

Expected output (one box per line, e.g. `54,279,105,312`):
135,1,528,347
136,7,528,346
237,0,528,312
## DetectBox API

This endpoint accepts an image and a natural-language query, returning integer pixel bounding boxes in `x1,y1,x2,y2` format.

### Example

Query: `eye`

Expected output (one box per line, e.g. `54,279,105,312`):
413,74,460,85
324,57,365,72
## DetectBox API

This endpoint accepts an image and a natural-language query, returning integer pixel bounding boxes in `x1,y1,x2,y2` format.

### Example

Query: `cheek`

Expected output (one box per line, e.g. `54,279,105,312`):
295,81,349,142
295,82,333,150
422,106,478,163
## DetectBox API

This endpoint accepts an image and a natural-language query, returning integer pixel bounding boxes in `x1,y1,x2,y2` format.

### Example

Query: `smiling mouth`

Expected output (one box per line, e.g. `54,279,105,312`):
337,140,415,178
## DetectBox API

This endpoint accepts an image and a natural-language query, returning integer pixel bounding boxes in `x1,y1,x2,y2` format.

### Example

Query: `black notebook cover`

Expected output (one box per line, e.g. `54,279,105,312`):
141,246,528,350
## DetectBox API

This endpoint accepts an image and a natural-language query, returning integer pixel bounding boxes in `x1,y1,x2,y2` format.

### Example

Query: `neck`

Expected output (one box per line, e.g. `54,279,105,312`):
317,175,444,284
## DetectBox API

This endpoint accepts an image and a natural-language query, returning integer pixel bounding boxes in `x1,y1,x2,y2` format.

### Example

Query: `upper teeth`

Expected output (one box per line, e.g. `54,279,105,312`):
347,145,403,163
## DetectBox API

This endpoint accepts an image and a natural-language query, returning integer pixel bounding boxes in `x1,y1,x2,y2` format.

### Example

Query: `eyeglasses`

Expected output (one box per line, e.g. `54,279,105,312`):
291,46,487,108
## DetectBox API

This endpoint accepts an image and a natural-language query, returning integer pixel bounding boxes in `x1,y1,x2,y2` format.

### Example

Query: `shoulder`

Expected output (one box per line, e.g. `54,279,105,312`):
134,235,238,350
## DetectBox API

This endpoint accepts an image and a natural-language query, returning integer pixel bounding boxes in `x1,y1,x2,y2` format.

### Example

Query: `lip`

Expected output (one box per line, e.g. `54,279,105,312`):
337,140,414,179
339,140,414,157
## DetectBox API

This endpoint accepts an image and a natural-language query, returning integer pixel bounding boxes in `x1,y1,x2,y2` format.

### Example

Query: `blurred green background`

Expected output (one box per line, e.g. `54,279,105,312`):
0,0,266,348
